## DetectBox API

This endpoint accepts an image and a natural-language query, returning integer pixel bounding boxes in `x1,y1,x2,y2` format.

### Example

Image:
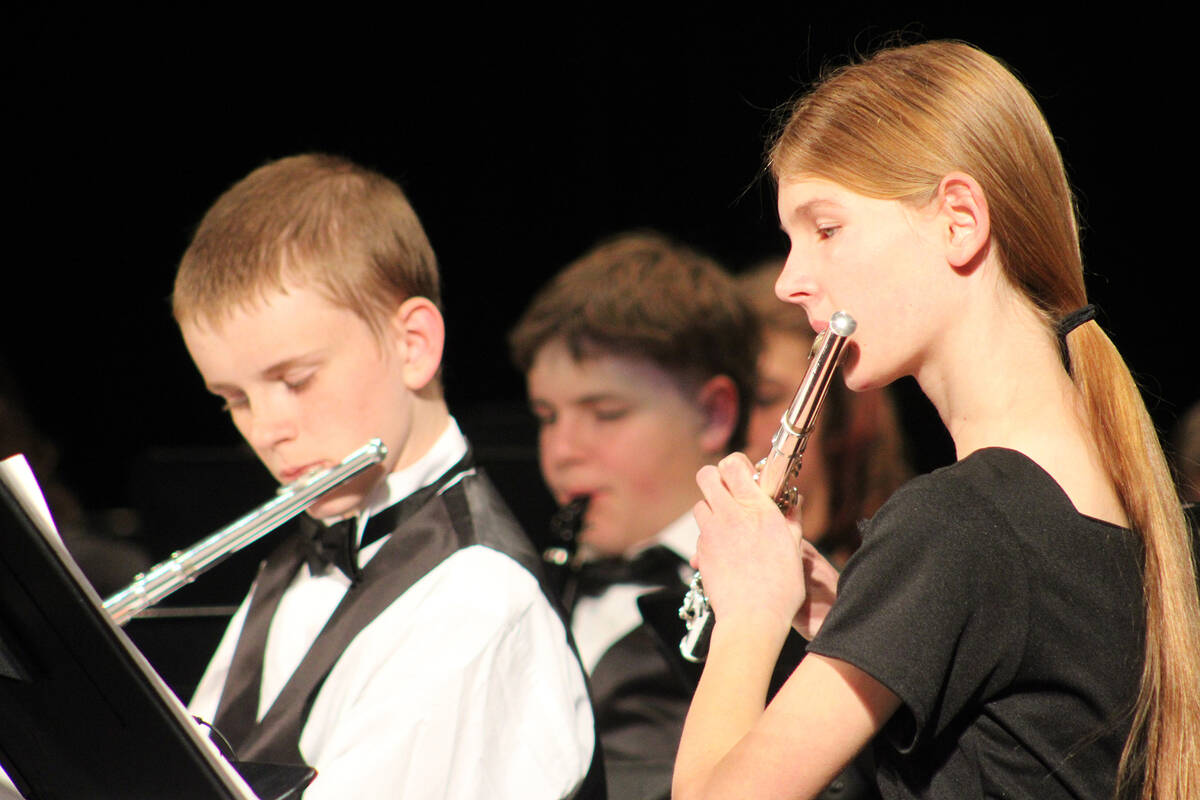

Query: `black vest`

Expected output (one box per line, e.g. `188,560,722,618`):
210,467,605,799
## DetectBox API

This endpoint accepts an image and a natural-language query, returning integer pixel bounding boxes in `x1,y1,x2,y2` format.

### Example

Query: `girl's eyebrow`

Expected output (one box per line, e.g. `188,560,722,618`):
781,196,844,229
795,197,842,216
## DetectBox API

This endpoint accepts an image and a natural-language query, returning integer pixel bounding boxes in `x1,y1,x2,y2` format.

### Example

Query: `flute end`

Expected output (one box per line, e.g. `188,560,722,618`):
829,311,857,337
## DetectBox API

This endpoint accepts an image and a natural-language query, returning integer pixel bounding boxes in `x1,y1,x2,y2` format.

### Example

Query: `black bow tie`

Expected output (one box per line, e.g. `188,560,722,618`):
300,509,400,583
296,451,476,584
572,545,688,601
301,516,362,583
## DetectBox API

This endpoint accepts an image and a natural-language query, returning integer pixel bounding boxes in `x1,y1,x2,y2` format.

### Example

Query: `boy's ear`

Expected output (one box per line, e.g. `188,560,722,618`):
388,296,445,391
695,374,738,455
934,171,991,270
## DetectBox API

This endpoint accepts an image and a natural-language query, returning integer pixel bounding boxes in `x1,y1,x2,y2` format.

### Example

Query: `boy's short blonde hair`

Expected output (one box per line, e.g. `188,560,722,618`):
173,153,439,337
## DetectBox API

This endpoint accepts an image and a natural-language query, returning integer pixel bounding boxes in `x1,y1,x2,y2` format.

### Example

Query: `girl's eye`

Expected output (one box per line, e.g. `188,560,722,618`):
594,407,630,422
817,225,840,240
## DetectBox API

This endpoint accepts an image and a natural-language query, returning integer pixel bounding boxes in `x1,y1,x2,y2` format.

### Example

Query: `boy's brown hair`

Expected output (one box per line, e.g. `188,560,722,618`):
173,153,439,338
509,230,759,450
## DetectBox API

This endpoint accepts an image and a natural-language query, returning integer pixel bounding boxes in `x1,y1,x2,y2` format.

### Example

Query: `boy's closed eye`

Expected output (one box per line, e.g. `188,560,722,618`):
528,403,632,428
214,391,248,413
282,369,317,392
530,403,556,427
590,405,630,422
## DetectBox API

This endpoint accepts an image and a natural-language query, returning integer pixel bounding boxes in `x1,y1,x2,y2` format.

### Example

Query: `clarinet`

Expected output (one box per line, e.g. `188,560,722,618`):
544,495,590,608
678,311,856,663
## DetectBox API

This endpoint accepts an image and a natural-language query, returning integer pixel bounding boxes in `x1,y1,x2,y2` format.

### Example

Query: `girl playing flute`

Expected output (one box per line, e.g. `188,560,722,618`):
674,40,1200,800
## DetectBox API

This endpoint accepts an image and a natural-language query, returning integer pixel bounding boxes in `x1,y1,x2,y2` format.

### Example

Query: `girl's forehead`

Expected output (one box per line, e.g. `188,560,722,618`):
777,178,858,215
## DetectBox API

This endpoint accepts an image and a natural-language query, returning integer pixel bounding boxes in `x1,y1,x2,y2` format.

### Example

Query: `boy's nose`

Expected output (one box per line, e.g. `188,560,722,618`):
244,402,298,453
541,417,588,469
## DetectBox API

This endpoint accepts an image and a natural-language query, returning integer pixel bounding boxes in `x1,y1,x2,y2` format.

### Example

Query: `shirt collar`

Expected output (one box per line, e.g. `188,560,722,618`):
631,511,698,563
320,416,469,539
365,416,468,517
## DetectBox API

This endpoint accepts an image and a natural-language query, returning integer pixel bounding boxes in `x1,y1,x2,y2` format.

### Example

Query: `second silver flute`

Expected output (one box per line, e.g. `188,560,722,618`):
678,310,857,663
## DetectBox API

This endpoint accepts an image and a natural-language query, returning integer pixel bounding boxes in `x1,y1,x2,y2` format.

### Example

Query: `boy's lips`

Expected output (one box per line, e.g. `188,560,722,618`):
280,461,329,484
561,487,602,507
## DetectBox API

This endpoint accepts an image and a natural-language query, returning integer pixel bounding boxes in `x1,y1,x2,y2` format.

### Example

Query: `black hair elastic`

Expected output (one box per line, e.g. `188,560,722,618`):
1055,303,1097,374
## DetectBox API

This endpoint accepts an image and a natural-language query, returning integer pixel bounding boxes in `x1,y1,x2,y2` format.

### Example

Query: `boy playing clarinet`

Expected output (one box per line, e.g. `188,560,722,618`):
508,231,756,800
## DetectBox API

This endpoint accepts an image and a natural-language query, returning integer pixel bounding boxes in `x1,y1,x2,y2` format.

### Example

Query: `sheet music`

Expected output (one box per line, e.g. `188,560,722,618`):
0,455,60,544
0,455,258,799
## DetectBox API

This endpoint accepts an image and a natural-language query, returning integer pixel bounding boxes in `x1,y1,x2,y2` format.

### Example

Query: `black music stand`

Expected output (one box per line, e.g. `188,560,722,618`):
0,479,311,799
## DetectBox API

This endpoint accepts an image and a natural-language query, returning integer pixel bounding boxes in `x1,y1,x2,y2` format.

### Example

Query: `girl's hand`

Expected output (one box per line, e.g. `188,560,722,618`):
794,537,839,639
693,453,810,636
693,452,840,640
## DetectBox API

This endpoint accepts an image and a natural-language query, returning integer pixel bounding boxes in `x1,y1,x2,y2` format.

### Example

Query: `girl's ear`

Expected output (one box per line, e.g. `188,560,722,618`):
388,296,445,390
936,171,991,270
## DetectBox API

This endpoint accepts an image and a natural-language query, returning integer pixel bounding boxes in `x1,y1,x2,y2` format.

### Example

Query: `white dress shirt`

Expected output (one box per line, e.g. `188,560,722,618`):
190,418,595,799
570,512,696,674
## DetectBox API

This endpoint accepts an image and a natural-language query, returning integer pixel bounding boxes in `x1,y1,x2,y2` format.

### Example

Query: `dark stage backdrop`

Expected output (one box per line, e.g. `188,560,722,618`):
6,8,1194,550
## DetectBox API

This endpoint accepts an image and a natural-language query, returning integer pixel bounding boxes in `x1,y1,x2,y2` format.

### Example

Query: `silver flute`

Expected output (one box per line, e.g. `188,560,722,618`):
679,311,856,662
104,438,388,626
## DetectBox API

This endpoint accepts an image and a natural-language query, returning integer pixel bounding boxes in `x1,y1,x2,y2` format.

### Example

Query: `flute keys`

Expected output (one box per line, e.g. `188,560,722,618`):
776,485,800,516
680,572,707,618
679,572,713,662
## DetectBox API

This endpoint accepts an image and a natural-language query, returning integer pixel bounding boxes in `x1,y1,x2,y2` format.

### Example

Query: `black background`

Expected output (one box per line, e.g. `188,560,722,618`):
6,6,1194,529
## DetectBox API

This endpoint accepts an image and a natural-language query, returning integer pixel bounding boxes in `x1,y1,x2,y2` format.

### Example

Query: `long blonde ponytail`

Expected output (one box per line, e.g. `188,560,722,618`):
1070,322,1200,799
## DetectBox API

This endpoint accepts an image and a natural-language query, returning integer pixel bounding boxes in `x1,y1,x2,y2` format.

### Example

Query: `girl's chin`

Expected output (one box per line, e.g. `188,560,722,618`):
840,366,866,392
840,354,892,393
